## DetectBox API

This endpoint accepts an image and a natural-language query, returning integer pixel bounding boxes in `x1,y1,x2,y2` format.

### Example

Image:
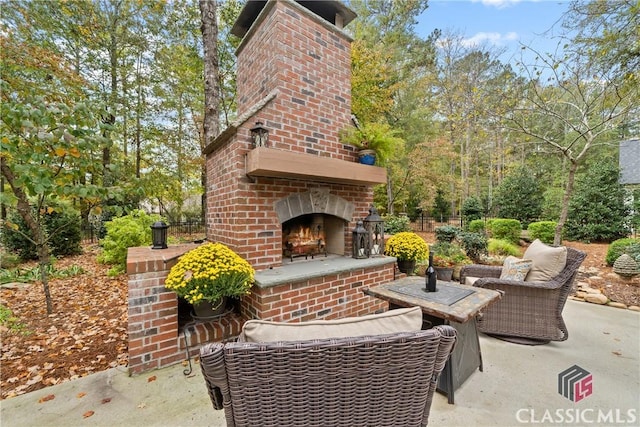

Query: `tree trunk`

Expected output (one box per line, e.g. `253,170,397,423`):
1,158,54,313
199,0,220,147
199,0,220,230
386,171,394,215
38,245,53,315
554,160,578,245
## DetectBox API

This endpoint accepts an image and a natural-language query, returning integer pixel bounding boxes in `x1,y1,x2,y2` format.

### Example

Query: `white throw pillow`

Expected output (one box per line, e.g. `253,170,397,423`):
240,306,423,343
500,256,533,281
523,239,567,282
465,276,480,286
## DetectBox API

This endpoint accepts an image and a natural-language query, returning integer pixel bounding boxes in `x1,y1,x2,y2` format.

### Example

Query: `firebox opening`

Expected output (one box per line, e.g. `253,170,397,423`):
282,214,345,262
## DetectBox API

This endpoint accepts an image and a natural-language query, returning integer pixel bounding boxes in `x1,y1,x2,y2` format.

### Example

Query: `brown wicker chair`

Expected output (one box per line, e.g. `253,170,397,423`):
200,326,457,427
460,247,586,345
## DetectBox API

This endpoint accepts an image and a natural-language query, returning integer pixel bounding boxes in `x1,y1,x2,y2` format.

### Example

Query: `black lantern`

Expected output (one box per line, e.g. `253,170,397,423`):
151,221,168,249
250,121,269,148
352,221,369,259
364,205,384,257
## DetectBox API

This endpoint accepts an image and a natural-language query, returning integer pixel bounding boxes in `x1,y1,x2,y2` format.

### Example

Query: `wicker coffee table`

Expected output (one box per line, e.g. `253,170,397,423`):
364,277,501,404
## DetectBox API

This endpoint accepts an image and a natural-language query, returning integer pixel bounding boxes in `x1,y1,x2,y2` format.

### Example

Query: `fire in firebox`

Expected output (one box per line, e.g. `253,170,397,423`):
282,214,327,261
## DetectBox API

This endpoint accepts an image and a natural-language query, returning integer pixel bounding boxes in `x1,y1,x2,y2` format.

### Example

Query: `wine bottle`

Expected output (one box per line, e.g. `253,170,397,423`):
426,252,437,292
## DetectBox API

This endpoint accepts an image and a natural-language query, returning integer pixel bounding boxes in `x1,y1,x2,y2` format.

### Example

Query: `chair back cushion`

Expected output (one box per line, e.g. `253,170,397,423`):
523,239,567,282
240,306,423,343
500,256,533,281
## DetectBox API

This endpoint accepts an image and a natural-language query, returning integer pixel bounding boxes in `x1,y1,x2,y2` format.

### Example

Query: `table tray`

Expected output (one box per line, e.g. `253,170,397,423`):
388,282,474,306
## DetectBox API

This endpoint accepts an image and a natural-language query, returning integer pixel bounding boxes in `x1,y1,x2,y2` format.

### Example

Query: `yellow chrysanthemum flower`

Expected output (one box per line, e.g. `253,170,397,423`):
385,232,429,262
164,243,255,305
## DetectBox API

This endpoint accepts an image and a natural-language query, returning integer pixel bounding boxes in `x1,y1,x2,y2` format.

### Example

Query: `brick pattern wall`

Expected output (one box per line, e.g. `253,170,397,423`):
236,1,354,159
126,245,243,374
207,173,374,270
126,245,395,374
205,1,370,270
242,264,394,322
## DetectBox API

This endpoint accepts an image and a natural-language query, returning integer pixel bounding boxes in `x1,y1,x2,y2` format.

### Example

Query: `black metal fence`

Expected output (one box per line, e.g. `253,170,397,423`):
411,215,464,233
81,221,205,244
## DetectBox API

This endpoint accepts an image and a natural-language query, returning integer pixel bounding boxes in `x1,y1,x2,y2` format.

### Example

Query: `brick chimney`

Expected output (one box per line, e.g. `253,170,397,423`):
203,0,386,270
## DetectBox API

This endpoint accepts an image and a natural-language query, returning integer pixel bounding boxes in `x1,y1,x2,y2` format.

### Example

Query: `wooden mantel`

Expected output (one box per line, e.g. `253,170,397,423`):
245,147,387,186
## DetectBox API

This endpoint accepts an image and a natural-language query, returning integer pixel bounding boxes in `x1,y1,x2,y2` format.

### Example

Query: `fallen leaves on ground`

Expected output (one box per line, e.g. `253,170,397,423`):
1,245,128,400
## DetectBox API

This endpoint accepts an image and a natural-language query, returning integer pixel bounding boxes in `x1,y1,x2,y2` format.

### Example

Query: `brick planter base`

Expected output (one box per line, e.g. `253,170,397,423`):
127,246,396,374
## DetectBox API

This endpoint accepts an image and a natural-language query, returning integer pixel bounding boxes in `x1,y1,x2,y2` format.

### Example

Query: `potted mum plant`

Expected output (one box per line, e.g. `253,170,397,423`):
339,121,403,166
164,243,255,319
385,231,429,275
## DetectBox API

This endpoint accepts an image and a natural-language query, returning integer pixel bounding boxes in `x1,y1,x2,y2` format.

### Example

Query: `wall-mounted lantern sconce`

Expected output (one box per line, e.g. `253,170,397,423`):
250,121,269,148
352,220,369,259
364,205,384,256
151,221,169,249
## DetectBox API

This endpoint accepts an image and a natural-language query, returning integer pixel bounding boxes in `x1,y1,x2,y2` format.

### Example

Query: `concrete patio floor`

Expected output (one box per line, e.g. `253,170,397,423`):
2,299,639,427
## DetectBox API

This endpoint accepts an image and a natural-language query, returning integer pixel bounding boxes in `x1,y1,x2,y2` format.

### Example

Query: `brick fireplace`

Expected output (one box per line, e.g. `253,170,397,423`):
126,0,398,374
203,0,387,270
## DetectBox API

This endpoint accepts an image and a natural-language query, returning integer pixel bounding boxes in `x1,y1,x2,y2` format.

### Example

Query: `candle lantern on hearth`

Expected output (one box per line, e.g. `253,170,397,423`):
250,121,269,148
352,221,369,259
364,205,384,257
151,221,169,249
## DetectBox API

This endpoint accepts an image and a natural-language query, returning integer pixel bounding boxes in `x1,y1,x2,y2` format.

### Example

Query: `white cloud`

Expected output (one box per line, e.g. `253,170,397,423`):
471,0,522,8
461,31,520,47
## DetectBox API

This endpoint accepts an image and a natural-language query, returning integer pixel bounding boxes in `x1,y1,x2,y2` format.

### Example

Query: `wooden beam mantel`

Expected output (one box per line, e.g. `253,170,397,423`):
245,147,386,186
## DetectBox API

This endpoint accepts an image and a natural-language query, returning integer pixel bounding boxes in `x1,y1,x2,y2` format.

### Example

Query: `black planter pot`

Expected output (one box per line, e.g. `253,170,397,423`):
434,267,454,282
192,298,228,320
397,259,417,275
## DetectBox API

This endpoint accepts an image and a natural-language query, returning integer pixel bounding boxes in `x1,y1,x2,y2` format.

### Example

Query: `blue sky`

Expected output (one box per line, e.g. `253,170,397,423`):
415,0,573,65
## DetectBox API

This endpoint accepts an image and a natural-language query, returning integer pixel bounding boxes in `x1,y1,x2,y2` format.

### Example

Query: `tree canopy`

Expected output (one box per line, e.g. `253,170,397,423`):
2,0,638,250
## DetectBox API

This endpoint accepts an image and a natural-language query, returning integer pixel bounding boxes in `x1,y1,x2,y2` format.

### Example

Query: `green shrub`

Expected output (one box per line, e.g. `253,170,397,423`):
461,196,483,228
488,239,521,257
431,188,450,222
98,210,164,275
468,219,485,234
631,188,640,234
0,251,20,269
458,231,488,262
606,238,640,266
46,209,83,256
434,225,461,243
1,206,82,260
493,166,543,228
528,221,557,244
541,187,564,221
383,215,411,234
489,219,522,244
565,159,630,242
625,242,640,262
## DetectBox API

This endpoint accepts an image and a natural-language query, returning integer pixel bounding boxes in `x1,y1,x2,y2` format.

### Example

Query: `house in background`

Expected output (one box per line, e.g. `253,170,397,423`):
620,138,640,186
619,138,640,236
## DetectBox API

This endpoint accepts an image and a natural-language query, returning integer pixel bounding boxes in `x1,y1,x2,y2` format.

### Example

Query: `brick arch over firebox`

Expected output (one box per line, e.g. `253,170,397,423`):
274,188,354,224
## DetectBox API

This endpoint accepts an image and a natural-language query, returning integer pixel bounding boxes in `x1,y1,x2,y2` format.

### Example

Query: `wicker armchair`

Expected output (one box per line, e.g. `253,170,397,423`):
200,326,457,427
460,246,586,344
